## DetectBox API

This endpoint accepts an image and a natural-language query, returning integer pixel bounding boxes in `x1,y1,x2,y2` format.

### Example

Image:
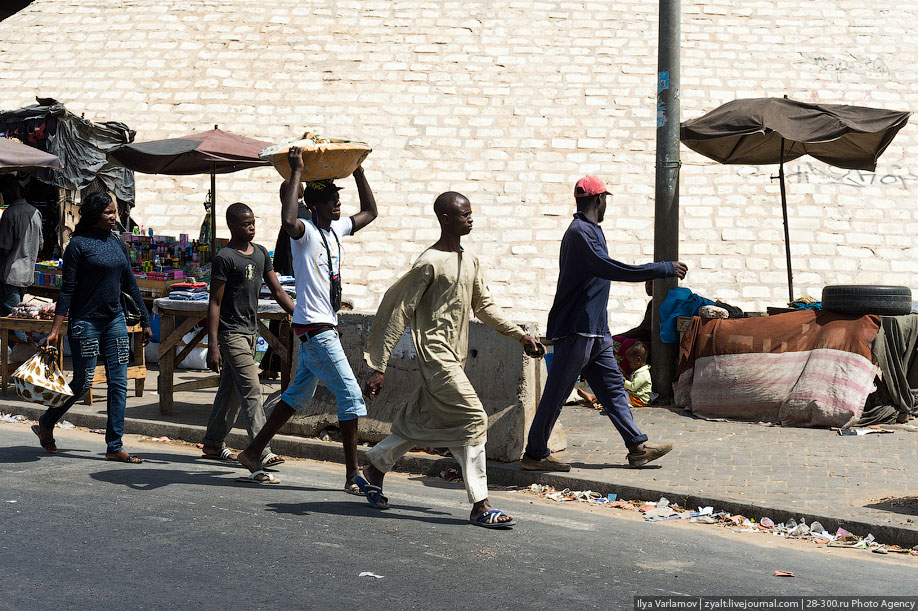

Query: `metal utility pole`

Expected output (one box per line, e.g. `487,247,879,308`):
651,0,681,401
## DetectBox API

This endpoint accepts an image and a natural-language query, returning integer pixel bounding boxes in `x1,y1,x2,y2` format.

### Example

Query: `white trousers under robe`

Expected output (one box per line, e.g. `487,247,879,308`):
366,434,488,504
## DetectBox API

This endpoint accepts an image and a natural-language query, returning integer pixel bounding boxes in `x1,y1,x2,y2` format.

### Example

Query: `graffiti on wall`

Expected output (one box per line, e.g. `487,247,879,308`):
797,53,892,83
736,162,918,190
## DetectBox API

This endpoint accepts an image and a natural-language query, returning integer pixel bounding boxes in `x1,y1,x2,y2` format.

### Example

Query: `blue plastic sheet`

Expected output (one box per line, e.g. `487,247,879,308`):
659,287,714,343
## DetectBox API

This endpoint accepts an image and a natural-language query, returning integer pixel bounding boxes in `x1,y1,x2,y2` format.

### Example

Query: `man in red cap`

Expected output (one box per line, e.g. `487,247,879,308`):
522,176,688,471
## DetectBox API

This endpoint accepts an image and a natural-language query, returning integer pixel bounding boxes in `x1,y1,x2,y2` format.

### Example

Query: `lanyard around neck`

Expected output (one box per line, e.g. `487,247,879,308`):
311,220,342,281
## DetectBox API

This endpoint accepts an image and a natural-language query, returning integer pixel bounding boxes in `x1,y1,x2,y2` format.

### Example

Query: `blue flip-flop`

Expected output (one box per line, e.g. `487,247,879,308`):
353,473,388,509
471,509,516,529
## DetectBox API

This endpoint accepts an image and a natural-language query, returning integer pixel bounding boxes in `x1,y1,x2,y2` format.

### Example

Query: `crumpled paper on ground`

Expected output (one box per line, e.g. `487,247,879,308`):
511,486,918,555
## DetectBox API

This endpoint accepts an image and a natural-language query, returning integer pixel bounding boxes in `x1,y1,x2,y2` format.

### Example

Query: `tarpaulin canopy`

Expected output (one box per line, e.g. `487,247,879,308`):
0,98,135,203
0,137,62,173
680,98,911,302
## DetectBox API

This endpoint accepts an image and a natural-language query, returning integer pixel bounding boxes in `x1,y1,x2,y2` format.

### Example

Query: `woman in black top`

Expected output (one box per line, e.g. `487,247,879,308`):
32,192,152,462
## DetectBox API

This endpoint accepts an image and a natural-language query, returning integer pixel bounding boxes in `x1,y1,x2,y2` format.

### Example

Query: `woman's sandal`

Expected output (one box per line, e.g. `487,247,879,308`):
31,424,57,453
105,452,143,464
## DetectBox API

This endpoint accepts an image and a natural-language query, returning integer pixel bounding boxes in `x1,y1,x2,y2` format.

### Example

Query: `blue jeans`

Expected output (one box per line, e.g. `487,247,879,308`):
525,333,648,458
0,283,26,342
280,330,366,422
40,314,130,453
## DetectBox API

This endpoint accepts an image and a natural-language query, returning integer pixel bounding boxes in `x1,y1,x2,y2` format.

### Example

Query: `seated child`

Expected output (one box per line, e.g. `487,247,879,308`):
623,342,652,407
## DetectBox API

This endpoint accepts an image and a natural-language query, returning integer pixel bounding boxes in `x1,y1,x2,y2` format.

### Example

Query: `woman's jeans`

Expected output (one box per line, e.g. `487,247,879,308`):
40,314,130,453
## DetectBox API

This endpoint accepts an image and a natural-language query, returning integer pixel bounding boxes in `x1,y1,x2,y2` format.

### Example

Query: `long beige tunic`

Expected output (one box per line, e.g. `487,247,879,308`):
364,247,526,447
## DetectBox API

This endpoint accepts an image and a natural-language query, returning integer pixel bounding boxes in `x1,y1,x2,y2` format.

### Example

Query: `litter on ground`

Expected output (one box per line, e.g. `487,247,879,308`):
509,485,918,556
837,427,894,436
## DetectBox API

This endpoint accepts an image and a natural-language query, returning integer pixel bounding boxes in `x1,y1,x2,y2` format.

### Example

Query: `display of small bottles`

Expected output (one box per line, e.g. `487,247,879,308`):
121,232,227,278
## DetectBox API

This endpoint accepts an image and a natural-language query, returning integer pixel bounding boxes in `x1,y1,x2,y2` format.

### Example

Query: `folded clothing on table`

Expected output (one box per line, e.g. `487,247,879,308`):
168,290,209,301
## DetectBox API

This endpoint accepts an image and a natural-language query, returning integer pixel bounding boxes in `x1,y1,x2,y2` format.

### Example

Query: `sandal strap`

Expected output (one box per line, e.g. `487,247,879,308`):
479,510,508,524
262,452,282,464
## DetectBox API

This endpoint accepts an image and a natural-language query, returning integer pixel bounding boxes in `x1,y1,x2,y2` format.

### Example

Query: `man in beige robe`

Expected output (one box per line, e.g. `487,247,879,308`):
357,191,544,528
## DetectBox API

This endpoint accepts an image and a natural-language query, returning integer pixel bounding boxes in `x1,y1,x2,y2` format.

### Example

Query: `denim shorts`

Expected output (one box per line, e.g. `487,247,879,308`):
280,329,367,422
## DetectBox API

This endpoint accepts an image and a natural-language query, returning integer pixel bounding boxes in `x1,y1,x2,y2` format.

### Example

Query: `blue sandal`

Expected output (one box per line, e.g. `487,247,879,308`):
353,473,388,509
471,509,516,529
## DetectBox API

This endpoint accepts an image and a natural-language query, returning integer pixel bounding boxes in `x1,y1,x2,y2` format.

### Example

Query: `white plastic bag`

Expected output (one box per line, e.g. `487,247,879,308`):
177,330,208,370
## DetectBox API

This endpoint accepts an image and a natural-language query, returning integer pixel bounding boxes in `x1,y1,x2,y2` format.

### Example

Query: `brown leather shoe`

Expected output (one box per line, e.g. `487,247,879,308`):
521,454,572,472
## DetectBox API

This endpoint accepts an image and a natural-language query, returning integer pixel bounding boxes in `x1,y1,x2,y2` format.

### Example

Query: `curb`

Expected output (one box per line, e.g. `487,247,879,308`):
8,403,918,549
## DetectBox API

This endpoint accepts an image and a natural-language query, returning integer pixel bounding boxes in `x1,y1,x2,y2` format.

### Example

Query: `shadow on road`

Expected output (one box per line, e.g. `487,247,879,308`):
90,465,326,492
864,496,918,516
406,474,466,491
265,499,467,527
84,452,325,493
568,462,661,470
0,445,91,464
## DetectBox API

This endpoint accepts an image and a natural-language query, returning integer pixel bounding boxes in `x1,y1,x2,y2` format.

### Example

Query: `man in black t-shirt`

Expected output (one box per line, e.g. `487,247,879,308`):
201,203,295,469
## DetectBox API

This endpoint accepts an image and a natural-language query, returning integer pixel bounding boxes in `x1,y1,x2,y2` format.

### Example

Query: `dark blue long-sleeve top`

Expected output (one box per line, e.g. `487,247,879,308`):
55,228,149,327
546,212,674,339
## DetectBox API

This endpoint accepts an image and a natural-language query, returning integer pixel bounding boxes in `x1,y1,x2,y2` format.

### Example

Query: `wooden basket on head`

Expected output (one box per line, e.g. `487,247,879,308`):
259,133,372,181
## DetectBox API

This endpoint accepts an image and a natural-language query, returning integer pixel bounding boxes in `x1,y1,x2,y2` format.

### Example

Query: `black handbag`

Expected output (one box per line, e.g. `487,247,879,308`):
115,233,144,327
120,290,142,326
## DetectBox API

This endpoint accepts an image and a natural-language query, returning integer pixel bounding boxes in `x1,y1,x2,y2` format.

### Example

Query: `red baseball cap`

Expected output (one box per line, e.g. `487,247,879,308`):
574,175,610,197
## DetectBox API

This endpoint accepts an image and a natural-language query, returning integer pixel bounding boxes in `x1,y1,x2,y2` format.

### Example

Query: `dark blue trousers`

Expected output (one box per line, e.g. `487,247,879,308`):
525,333,648,459
40,314,130,453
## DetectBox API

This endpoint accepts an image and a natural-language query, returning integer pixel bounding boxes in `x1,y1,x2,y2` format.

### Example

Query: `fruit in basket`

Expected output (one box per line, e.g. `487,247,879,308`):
259,132,372,181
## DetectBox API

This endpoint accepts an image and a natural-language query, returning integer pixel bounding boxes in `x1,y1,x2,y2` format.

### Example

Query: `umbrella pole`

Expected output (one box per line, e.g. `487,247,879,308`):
210,163,217,262
779,138,793,304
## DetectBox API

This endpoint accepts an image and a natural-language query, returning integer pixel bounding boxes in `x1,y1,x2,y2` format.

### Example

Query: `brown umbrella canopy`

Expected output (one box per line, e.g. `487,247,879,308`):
680,98,910,170
108,128,272,254
680,98,911,303
108,128,271,175
0,137,63,173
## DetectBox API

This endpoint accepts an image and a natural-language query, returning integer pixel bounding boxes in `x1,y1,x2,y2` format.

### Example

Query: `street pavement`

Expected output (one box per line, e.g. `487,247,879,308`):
1,422,915,611
2,382,917,548
557,402,917,535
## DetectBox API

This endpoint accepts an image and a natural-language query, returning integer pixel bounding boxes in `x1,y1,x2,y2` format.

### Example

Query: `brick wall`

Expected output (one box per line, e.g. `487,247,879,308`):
1,0,916,331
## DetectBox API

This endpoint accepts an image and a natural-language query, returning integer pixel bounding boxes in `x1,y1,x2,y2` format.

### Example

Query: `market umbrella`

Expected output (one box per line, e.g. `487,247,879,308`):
0,137,63,173
107,126,271,254
681,97,910,302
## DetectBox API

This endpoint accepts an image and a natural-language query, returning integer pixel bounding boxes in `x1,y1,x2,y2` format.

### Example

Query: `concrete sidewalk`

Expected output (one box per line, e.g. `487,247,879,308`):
3,374,917,547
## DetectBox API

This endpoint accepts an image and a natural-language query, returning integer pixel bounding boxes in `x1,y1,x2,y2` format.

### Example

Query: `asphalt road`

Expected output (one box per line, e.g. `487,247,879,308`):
1,422,915,610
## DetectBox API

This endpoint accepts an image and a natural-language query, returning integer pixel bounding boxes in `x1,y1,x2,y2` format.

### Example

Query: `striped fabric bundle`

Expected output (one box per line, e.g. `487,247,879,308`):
675,310,880,428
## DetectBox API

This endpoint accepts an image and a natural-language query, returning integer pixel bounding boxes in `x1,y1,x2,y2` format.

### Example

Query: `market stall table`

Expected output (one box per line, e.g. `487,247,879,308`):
28,276,183,308
153,298,292,415
0,317,147,404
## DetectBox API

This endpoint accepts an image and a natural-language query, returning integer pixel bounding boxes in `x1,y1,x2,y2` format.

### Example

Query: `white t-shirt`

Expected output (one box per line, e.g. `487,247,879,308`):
290,216,354,326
